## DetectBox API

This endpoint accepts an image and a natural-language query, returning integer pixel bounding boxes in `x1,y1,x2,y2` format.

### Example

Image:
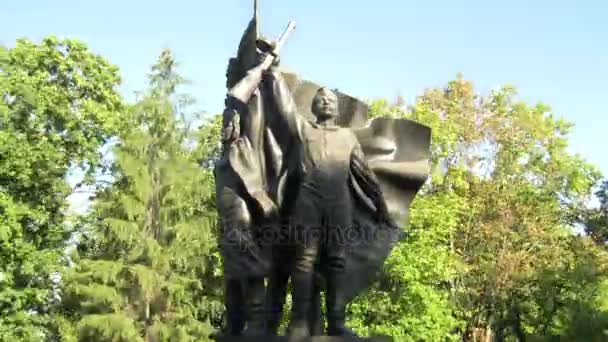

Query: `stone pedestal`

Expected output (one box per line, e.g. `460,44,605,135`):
216,337,393,342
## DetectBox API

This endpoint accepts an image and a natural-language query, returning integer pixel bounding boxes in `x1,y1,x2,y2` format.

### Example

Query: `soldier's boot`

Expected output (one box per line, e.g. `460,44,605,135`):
265,302,283,335
243,277,266,336
265,268,289,335
309,285,325,335
326,272,357,337
287,272,313,338
224,278,245,336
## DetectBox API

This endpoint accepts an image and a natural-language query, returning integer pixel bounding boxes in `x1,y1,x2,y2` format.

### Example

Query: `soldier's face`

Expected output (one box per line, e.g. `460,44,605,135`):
312,89,338,119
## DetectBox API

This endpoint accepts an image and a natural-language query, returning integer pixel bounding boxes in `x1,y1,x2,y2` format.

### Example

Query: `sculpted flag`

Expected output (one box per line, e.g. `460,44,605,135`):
347,117,431,301
224,0,282,207
216,2,275,278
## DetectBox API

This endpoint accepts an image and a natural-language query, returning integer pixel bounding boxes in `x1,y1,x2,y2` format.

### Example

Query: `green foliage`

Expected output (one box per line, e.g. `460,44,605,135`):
59,49,222,342
585,180,608,244
3,34,607,342
355,76,607,341
350,193,464,340
77,314,143,342
0,36,124,341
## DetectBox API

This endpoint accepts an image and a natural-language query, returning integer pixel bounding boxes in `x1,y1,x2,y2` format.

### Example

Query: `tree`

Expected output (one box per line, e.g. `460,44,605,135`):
7,34,605,341
584,180,608,244
0,36,124,341
348,191,464,340
350,75,605,341
60,49,222,342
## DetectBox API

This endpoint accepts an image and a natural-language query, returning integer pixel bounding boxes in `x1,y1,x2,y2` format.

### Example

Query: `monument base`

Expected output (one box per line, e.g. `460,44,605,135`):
216,337,393,342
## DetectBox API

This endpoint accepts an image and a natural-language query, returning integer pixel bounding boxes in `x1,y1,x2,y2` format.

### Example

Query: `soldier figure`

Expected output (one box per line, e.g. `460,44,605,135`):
261,63,392,337
214,57,277,336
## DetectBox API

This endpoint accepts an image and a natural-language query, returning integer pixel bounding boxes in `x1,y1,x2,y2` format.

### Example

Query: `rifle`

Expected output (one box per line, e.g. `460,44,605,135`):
228,20,296,104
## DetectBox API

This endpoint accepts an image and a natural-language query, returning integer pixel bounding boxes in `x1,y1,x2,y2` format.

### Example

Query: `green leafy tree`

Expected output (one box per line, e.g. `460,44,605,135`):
416,79,602,341
60,49,222,342
0,37,124,341
349,192,464,340
7,34,605,342
351,75,604,341
526,235,608,341
584,180,608,244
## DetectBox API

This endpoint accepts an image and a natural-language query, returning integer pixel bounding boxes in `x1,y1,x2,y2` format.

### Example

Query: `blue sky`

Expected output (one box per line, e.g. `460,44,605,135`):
3,0,607,179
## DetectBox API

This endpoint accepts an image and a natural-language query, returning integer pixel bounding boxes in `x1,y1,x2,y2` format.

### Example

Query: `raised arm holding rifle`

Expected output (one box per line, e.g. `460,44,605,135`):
214,20,295,337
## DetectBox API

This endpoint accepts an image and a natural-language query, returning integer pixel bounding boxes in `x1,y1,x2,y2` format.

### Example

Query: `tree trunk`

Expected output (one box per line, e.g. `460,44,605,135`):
512,306,526,342
485,326,493,342
144,300,153,342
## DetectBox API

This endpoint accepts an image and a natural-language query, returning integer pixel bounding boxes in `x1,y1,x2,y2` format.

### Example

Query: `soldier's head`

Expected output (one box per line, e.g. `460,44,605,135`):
311,87,339,122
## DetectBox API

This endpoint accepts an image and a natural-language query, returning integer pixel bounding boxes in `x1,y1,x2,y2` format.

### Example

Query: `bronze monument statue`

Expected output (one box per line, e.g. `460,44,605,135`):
213,1,431,340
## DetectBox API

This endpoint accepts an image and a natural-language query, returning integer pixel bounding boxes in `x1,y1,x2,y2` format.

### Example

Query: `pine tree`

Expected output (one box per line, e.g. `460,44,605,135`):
60,49,222,342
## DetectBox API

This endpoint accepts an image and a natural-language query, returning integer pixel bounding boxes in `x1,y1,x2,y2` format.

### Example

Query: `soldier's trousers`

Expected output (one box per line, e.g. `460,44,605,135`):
217,186,270,334
267,244,325,334
289,187,352,326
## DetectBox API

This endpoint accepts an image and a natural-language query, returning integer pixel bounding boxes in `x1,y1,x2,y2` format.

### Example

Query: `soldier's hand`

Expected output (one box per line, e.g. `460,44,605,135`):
256,50,279,70
271,54,280,67
256,38,279,69
252,191,279,220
